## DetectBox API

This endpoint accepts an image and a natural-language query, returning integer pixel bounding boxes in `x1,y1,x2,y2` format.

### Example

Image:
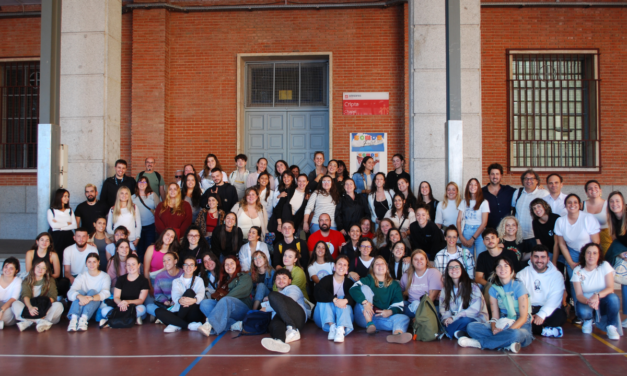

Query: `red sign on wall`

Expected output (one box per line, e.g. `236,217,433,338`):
343,92,389,115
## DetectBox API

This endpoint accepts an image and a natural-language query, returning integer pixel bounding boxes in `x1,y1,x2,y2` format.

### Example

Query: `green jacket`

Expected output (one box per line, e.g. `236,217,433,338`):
21,278,58,302
273,266,309,300
226,272,253,309
349,274,404,314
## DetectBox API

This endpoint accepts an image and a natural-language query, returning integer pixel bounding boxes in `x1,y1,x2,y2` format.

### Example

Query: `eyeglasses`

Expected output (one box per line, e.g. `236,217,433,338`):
253,256,265,261
138,181,147,184
183,263,196,268
448,265,461,271
175,175,183,179
524,177,537,181
360,245,372,249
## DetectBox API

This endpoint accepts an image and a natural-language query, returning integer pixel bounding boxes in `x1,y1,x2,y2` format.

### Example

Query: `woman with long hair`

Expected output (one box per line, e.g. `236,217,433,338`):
66,253,111,332
326,159,345,191
89,217,112,271
154,183,193,238
133,175,159,260
304,175,341,234
352,156,375,194
11,259,64,332
195,192,225,241
433,225,476,279
179,225,212,268
388,241,410,281
199,153,228,191
417,181,439,220
181,172,203,223
497,216,526,261
106,186,142,246
400,249,442,317
605,191,627,321
47,188,77,254
361,217,375,239
348,238,377,282
460,257,533,353
336,178,371,237
340,225,362,261
239,226,271,272
396,177,417,211
307,151,327,193
457,178,490,258
583,180,612,254
439,259,488,339
531,198,561,266
373,218,395,249
268,170,296,236
435,182,462,229
0,257,22,329
199,252,221,298
25,232,63,292
273,160,288,192
255,171,274,219
144,228,181,284
350,255,412,344
250,251,274,310
247,157,273,190
368,173,394,227
384,194,415,239
100,254,149,327
146,251,183,319
409,204,447,261
231,187,269,238
377,228,403,262
211,212,244,260
106,239,132,289
308,241,335,284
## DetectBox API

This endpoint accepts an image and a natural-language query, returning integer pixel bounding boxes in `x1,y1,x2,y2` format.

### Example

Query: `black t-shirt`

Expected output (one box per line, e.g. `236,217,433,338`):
373,198,390,220
532,213,560,252
476,249,521,276
385,170,411,191
502,239,529,260
75,200,110,234
115,274,150,301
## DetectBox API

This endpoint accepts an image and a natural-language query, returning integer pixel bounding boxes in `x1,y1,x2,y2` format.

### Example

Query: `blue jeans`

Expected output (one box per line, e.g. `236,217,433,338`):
101,304,146,319
199,297,249,335
254,283,271,303
622,285,627,315
575,293,620,328
564,246,580,303
137,223,156,262
444,317,477,339
463,224,486,258
313,302,354,335
467,319,534,350
309,224,337,234
146,303,160,317
353,285,409,333
67,290,101,320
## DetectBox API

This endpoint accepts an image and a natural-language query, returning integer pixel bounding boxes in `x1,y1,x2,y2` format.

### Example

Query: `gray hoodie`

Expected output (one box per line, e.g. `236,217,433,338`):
517,260,564,320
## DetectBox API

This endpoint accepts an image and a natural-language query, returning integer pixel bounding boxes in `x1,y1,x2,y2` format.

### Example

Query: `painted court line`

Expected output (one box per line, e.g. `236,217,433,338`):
179,332,226,376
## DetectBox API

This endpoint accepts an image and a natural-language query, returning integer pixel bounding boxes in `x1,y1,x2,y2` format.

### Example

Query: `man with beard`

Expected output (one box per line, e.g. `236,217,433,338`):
75,184,110,234
200,168,239,213
62,228,99,283
100,159,137,208
135,157,165,200
307,214,345,260
482,163,517,230
517,245,566,337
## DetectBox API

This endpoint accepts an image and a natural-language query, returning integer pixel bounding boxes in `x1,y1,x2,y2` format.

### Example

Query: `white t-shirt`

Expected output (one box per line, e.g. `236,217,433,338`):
0,276,22,302
457,200,490,226
435,200,459,228
307,262,334,282
554,212,600,253
361,257,374,269
63,244,99,276
571,261,614,299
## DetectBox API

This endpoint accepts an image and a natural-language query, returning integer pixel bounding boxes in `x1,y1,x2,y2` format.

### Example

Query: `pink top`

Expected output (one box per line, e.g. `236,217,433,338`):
106,260,127,289
150,250,167,272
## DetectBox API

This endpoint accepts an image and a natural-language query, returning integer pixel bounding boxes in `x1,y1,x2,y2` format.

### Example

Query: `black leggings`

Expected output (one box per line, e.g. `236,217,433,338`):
268,291,306,342
531,306,567,335
155,289,204,329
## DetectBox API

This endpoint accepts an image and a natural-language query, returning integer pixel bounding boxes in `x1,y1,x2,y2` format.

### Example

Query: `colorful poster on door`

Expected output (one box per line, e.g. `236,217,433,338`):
350,133,387,176
343,92,389,115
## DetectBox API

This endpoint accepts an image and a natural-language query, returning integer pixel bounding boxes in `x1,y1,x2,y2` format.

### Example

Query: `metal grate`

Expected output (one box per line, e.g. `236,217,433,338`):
0,61,39,169
508,53,598,168
246,61,328,108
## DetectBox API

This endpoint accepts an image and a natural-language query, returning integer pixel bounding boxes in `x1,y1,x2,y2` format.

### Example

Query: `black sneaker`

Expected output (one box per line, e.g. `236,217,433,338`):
454,330,469,339
573,317,583,325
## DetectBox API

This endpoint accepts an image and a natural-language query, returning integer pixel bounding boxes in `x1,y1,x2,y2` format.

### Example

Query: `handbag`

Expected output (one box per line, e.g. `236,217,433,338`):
211,275,237,301
21,296,52,319
101,299,137,329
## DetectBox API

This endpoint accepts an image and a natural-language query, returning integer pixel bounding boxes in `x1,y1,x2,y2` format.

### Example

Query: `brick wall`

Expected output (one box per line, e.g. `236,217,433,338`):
481,4,627,186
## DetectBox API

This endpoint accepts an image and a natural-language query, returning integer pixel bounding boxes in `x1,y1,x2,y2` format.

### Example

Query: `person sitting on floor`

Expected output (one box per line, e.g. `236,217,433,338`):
66,253,111,332
459,256,534,353
273,248,309,300
439,259,488,340
197,256,253,337
313,255,356,343
572,243,622,341
0,257,22,330
517,245,566,337
251,251,275,311
199,252,221,299
155,255,206,333
388,241,410,281
349,256,412,344
260,268,308,353
11,259,64,333
238,226,271,273
400,249,442,318
348,238,377,282
308,241,335,286
100,254,149,327
146,251,183,320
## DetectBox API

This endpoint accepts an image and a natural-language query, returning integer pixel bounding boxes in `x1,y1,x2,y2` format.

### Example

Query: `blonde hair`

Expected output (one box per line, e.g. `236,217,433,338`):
404,249,431,289
160,183,186,216
496,215,523,245
112,186,136,223
442,182,461,209
84,183,97,191
368,255,394,288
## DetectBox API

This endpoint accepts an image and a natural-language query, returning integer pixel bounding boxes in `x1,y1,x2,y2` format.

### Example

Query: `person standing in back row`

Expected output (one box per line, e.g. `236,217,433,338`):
385,154,410,191
512,169,549,249
135,157,165,200
101,159,137,209
482,163,517,231
75,184,110,235
229,154,250,201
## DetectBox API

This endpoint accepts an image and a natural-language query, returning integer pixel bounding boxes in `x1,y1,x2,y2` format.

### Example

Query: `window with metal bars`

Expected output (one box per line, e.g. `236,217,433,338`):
0,61,39,169
508,52,599,169
246,61,328,108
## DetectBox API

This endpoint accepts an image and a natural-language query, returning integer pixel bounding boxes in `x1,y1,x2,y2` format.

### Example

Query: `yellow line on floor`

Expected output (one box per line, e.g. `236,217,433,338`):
573,323,627,358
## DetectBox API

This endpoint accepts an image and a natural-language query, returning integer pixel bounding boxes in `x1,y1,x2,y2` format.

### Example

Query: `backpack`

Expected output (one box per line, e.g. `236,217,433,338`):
101,300,137,329
511,187,524,216
138,170,162,187
411,294,445,342
235,310,273,337
278,241,301,256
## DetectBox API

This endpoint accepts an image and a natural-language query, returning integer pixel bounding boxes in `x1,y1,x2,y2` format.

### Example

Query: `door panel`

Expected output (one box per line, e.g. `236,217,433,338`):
246,112,287,176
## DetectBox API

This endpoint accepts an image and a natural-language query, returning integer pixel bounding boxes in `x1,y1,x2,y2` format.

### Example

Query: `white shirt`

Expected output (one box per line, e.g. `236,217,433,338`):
67,271,111,302
290,190,306,215
305,192,338,227
554,211,601,253
435,200,459,228
47,208,77,231
384,209,416,233
543,192,568,217
171,275,205,313
583,200,609,229
238,242,271,272
457,200,490,227
307,262,334,282
63,244,99,276
106,205,142,241
571,261,614,299
0,276,22,303
512,187,550,239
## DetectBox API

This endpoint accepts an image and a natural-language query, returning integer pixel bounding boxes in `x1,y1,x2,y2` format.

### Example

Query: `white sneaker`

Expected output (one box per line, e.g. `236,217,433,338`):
198,322,212,337
508,342,521,354
621,318,627,329
285,326,300,344
36,320,53,333
17,321,33,332
261,338,291,353
67,317,78,332
164,325,181,333
457,337,481,349
334,326,345,343
155,318,163,325
582,320,593,334
136,316,143,326
188,322,202,331
77,317,88,331
0,320,4,330
328,324,337,341
230,321,243,332
99,319,109,328
607,325,620,341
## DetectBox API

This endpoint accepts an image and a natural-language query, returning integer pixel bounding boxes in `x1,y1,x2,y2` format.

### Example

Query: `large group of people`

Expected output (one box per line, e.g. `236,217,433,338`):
1,155,624,354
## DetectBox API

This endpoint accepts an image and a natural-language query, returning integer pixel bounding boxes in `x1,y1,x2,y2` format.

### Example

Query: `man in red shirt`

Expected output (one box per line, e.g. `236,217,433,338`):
307,214,345,259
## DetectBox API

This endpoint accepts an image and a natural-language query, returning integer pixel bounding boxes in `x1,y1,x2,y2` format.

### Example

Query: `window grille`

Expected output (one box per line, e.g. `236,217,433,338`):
246,61,328,108
508,53,599,169
0,61,39,169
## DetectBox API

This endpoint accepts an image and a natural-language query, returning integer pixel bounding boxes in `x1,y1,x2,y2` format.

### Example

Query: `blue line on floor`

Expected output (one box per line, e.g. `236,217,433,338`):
179,332,226,376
